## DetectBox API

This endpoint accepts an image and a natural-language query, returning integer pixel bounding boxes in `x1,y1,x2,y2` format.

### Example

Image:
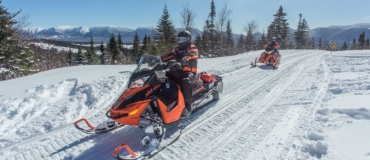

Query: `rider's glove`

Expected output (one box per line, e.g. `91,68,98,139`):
180,56,189,66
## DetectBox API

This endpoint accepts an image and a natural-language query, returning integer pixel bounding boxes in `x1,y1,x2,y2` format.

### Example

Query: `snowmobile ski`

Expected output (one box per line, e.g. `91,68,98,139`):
112,129,182,160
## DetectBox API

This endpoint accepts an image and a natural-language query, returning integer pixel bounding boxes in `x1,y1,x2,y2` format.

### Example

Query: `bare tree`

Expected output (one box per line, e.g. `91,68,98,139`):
244,20,258,51
215,4,231,49
243,20,258,35
180,3,196,32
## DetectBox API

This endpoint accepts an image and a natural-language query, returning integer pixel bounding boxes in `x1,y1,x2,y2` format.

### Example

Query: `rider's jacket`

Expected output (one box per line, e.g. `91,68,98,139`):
161,44,199,72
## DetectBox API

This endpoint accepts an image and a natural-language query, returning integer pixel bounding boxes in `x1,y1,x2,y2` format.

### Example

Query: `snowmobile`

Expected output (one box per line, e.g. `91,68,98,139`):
250,45,281,69
73,54,223,159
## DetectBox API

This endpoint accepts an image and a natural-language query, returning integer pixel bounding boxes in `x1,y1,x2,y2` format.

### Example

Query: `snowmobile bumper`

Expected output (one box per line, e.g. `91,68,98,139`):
73,118,123,134
113,144,138,159
73,118,97,134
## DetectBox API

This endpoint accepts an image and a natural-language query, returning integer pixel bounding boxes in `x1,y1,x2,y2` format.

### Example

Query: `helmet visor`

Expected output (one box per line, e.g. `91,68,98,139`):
177,37,189,43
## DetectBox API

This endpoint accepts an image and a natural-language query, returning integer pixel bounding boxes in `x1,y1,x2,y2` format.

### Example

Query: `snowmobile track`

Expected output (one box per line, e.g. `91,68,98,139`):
155,52,320,159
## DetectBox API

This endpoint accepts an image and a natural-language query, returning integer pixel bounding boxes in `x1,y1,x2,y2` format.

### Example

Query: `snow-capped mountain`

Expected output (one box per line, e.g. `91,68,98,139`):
309,23,370,45
23,26,203,43
23,23,370,45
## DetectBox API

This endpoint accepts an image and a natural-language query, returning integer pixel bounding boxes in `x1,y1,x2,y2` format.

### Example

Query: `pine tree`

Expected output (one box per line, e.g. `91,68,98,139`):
0,1,34,79
366,38,369,49
201,22,209,56
88,36,99,64
108,33,120,64
225,20,234,55
133,32,140,59
318,38,322,49
156,4,176,51
76,47,83,65
141,34,148,54
207,0,217,55
341,41,348,50
352,39,356,50
67,49,73,66
194,34,202,55
267,5,289,48
99,41,105,64
259,30,268,47
358,31,365,49
245,31,254,52
294,14,309,49
237,35,245,53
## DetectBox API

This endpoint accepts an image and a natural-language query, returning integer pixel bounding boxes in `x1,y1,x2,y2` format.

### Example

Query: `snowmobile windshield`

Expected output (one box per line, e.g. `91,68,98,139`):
133,54,163,73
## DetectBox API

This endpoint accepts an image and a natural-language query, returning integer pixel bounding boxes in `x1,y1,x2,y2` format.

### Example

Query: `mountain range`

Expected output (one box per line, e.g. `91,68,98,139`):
23,23,370,45
23,25,203,43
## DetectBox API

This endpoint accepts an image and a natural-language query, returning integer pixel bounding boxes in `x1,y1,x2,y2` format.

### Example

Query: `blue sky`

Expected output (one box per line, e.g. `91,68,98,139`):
3,0,370,34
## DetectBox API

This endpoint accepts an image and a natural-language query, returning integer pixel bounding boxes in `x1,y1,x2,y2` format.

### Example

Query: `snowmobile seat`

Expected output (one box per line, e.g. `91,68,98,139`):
191,73,203,91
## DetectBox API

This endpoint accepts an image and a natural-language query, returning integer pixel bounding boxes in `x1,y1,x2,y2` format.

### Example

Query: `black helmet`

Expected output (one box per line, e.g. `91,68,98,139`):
177,30,191,49
272,37,276,41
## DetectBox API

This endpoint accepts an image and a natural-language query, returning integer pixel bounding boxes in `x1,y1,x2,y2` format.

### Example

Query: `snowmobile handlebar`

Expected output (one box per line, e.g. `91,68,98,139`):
163,59,182,71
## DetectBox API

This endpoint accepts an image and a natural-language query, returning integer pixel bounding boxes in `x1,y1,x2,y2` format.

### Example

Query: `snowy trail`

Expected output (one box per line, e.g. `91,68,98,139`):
5,50,363,160
156,51,324,160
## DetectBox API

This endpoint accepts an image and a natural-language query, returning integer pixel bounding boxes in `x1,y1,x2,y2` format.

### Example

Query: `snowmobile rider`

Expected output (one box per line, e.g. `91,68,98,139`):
160,30,198,116
264,37,281,57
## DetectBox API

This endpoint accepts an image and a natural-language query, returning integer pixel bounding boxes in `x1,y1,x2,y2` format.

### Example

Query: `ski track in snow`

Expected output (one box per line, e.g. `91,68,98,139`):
2,50,370,160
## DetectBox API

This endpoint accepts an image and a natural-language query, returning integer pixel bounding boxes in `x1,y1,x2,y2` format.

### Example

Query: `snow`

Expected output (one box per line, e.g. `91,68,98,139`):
0,67,9,73
54,25,81,32
1,50,370,160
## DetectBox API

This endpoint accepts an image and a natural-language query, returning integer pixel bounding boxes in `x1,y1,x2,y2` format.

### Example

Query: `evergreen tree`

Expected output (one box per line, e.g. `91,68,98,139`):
341,41,348,50
267,5,289,48
294,14,309,49
76,47,83,65
260,30,268,47
108,33,120,64
352,39,356,50
194,34,202,55
133,32,140,59
236,35,245,53
358,31,365,49
141,34,148,54
0,1,34,79
318,38,322,49
67,49,73,66
156,4,176,51
88,36,99,64
100,41,105,64
309,36,315,49
201,22,209,56
207,0,217,55
366,38,369,49
225,20,234,55
245,31,254,51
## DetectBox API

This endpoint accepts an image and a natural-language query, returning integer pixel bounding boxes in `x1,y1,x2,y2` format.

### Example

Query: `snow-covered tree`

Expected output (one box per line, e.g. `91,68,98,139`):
0,1,34,80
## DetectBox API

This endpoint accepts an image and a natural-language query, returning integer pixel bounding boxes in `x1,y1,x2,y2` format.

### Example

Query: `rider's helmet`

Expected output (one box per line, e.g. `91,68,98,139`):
272,37,276,42
177,30,192,49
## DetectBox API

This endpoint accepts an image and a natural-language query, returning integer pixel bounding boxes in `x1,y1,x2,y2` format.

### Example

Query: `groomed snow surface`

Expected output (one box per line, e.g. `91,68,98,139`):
1,50,370,160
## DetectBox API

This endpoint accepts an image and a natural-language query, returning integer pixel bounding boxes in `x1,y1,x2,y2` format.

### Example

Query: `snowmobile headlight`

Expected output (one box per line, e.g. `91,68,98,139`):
129,109,139,116
129,76,150,89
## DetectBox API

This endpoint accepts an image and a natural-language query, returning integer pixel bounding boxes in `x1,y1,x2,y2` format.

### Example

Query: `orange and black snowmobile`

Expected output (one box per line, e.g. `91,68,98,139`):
73,54,223,159
251,45,281,69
